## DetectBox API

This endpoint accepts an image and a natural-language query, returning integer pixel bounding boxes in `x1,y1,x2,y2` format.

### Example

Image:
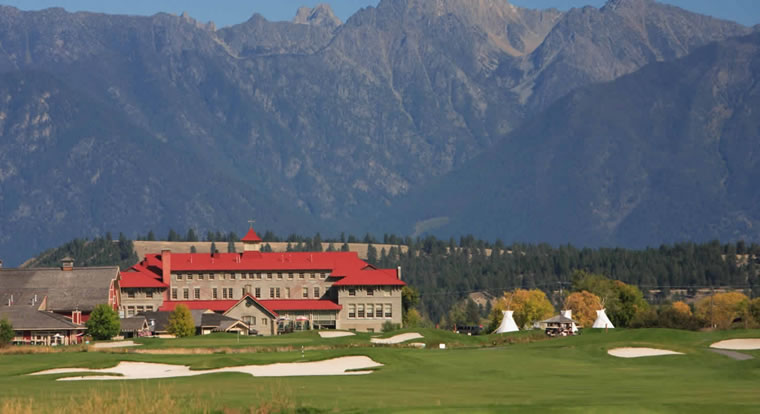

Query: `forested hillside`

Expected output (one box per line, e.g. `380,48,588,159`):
27,232,760,323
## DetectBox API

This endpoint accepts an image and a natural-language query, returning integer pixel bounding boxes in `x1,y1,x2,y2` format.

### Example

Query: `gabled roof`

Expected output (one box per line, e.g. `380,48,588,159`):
120,316,149,332
161,296,343,316
541,315,576,324
0,307,85,330
0,266,119,312
241,228,262,242
332,268,405,287
225,295,279,319
120,271,168,288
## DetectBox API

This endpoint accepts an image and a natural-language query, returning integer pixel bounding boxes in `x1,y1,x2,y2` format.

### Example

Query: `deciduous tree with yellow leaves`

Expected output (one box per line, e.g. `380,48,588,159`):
489,289,555,330
695,292,749,329
563,291,602,327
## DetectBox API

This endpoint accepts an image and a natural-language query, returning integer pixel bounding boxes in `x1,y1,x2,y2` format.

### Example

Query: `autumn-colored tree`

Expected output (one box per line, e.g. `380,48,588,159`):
167,304,195,337
571,271,649,327
563,291,602,327
671,301,692,316
491,289,555,329
695,292,749,329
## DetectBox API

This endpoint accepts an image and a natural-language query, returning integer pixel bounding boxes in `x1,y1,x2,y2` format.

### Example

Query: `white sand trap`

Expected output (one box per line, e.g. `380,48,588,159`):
318,331,356,338
608,347,684,358
710,339,760,350
91,340,141,349
370,333,423,344
29,356,382,381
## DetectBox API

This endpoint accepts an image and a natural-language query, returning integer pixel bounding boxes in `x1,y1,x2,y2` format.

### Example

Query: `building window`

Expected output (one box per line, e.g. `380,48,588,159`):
348,288,356,296
299,273,305,279
220,274,226,280
310,273,316,279
194,287,200,299
223,288,228,299
171,288,177,300
267,273,272,280
288,273,294,279
302,287,308,298
275,288,281,299
183,288,189,299
127,290,135,299
314,287,320,298
375,306,383,318
209,274,215,280
257,273,262,280
213,288,218,299
147,305,154,311
242,288,247,297
270,288,275,298
358,304,365,318
348,304,356,318
367,288,374,296
277,273,283,279
384,287,391,297
241,273,247,280
127,306,135,316
263,318,268,326
255,287,261,298
367,304,374,318
285,288,291,299
198,274,204,280
146,290,153,299
136,305,145,314
384,304,392,318
177,274,183,281
321,273,327,279
188,273,193,280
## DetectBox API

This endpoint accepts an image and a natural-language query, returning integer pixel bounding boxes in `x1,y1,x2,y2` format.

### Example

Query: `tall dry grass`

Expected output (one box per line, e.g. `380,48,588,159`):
1,383,317,414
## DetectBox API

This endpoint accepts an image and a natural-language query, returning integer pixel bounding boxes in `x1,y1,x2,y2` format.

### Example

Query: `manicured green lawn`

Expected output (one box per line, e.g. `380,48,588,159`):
2,329,759,413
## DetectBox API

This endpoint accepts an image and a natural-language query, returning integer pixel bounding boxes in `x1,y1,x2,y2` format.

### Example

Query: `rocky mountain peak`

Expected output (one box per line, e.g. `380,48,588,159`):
293,3,341,28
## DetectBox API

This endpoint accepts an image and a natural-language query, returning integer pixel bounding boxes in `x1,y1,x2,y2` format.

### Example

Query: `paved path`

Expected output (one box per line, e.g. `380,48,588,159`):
710,349,754,360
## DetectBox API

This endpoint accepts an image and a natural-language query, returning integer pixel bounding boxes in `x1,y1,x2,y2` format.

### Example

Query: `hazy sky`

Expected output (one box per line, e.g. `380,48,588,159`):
1,0,758,27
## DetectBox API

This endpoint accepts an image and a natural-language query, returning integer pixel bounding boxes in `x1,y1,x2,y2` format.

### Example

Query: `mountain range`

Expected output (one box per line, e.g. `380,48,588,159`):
0,0,757,264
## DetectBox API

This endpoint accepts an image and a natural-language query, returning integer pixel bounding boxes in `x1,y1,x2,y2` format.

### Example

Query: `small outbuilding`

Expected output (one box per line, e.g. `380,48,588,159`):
539,313,579,337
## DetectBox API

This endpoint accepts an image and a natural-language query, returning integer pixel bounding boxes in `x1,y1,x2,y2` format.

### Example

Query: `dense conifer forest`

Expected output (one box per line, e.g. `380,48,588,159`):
28,230,760,323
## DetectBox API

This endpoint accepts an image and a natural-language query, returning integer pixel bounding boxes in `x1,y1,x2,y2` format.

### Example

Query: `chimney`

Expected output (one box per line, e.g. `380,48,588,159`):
161,249,172,285
61,257,74,271
397,266,402,281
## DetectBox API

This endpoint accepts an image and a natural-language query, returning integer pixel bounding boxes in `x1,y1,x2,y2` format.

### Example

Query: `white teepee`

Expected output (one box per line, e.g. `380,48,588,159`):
592,309,614,329
494,310,519,333
561,310,579,333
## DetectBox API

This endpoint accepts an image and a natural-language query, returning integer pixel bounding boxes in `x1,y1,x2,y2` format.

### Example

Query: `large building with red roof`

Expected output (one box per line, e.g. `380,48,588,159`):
119,227,405,334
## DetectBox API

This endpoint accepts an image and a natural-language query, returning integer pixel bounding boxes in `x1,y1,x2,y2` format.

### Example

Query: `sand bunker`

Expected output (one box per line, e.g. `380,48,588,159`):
318,331,356,338
29,356,382,381
710,339,760,350
91,341,141,349
370,333,423,344
608,347,684,358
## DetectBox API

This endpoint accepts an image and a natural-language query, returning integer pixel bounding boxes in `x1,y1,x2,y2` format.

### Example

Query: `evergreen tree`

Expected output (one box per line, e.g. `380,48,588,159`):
227,239,236,253
210,241,217,254
190,245,197,253
147,230,156,241
167,229,181,241
341,242,350,252
326,243,336,252
186,229,198,242
367,244,378,265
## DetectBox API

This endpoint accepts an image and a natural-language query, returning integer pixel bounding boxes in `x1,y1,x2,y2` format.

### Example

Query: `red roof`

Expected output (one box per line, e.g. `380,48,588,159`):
120,271,168,288
159,297,341,314
241,228,262,242
145,251,371,274
332,268,405,287
259,299,342,311
159,300,237,312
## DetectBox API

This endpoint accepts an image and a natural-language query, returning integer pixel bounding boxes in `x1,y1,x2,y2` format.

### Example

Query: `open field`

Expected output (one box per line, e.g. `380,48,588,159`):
1,329,760,413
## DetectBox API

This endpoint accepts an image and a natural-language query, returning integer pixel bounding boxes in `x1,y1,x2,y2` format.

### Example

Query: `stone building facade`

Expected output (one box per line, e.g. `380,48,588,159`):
119,227,405,334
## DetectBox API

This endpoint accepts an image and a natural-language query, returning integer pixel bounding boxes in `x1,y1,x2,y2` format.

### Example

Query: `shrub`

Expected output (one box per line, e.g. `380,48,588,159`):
382,321,401,333
0,318,14,347
167,305,195,337
86,304,120,340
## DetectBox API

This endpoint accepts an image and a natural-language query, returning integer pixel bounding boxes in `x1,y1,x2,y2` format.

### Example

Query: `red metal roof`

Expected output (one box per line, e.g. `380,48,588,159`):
145,251,371,274
159,300,237,312
159,297,341,314
120,271,168,288
259,299,342,311
241,228,262,242
332,268,405,287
